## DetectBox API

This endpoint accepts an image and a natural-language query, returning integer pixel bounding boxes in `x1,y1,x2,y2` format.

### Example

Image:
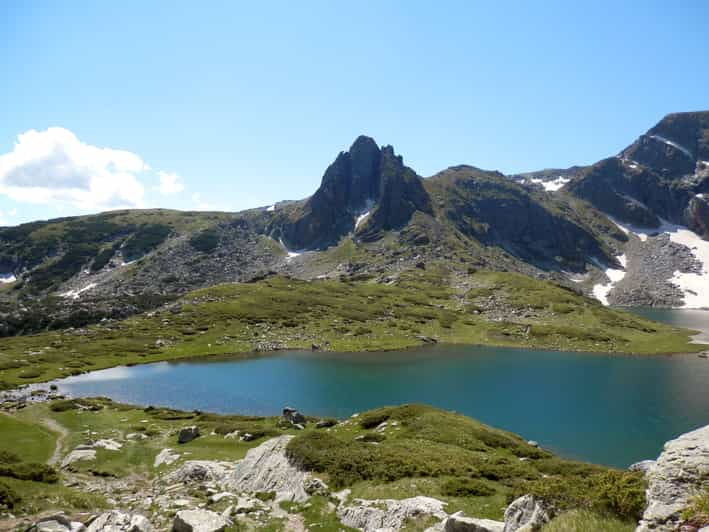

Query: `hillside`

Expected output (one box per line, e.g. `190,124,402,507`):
1,112,708,336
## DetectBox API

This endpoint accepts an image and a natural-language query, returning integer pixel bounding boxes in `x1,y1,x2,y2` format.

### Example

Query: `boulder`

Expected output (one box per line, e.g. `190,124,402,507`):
165,460,231,485
629,460,656,475
225,435,308,502
282,407,306,425
92,439,122,451
177,426,200,444
637,424,709,531
445,512,504,532
337,496,447,530
87,510,152,532
303,477,329,496
154,448,180,467
61,448,97,468
503,494,551,532
29,515,86,532
172,509,229,532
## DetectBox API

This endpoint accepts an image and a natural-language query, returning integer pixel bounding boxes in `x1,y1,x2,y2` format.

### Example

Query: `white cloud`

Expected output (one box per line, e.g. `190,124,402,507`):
0,127,148,211
7,208,16,216
191,193,215,211
156,171,184,195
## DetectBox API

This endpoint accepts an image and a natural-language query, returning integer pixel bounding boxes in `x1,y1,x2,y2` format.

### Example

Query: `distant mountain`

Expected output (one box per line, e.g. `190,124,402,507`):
1,111,708,335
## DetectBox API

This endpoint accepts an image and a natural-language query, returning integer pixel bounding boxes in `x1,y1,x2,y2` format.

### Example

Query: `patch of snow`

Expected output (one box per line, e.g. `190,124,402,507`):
621,158,641,170
528,176,570,192
120,259,136,267
0,272,16,284
661,222,709,309
60,282,97,300
649,135,693,158
355,210,371,229
267,204,275,212
279,239,304,262
607,216,650,242
591,254,627,305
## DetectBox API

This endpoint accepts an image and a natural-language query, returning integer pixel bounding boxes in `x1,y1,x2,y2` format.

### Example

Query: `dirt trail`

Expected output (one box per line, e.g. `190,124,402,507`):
39,416,69,466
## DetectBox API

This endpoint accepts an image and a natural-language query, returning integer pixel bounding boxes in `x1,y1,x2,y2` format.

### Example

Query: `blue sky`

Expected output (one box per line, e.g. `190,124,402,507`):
1,0,708,225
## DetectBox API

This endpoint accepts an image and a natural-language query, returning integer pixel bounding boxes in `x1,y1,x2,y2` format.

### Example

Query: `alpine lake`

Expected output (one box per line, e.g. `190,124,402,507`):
46,308,709,469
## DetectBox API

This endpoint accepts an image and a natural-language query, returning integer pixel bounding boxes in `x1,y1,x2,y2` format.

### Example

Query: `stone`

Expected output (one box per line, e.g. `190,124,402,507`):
225,435,308,502
86,510,152,532
239,433,257,442
629,460,656,474
29,515,86,532
337,496,447,531
637,424,709,531
282,407,306,425
126,433,148,441
233,496,264,514
172,509,229,532
61,448,97,468
526,441,539,448
223,431,240,439
445,512,504,532
177,426,200,444
503,494,551,532
92,439,122,451
208,492,234,504
303,477,329,496
154,448,180,467
165,460,231,485
315,419,337,429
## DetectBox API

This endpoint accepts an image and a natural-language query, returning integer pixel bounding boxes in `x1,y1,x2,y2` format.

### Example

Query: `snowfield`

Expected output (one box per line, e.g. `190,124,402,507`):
529,176,570,192
60,282,98,300
591,255,627,306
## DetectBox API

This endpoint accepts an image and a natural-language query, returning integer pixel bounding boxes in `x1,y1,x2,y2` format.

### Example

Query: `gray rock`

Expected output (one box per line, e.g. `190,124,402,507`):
164,460,231,485
629,460,656,474
226,435,308,502
172,509,229,532
304,477,329,496
503,494,551,532
87,510,152,532
282,406,306,425
29,515,86,532
337,496,447,531
61,448,97,468
445,511,504,532
636,424,709,531
177,426,200,444
154,448,180,467
526,441,539,448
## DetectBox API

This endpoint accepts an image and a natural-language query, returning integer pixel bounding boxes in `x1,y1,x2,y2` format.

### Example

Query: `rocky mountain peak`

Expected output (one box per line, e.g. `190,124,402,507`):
275,136,432,250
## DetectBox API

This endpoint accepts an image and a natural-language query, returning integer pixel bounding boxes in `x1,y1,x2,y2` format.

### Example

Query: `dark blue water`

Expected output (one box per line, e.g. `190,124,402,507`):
52,335,709,469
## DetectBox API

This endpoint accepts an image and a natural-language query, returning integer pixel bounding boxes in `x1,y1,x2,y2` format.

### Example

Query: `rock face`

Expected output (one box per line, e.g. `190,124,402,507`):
337,496,448,531
172,509,228,532
177,426,200,444
445,511,504,532
225,435,308,502
629,460,656,474
87,510,152,532
503,494,551,532
273,136,433,250
637,424,709,531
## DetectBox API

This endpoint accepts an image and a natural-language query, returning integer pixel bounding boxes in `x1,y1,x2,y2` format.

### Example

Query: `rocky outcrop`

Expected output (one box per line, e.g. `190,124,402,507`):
225,435,308,502
444,511,504,531
637,424,709,531
172,509,229,532
164,460,231,485
28,514,86,532
337,496,448,531
61,446,97,468
503,494,552,532
87,510,152,532
274,136,433,250
282,406,305,425
154,448,180,468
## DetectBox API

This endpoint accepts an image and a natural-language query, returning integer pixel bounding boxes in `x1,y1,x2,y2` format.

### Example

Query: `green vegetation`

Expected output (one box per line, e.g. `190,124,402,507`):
0,268,703,390
542,510,636,532
287,404,643,522
0,414,55,463
681,489,709,528
189,228,220,253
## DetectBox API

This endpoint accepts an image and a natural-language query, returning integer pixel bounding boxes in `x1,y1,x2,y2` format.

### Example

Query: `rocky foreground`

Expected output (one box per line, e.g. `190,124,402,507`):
2,401,709,532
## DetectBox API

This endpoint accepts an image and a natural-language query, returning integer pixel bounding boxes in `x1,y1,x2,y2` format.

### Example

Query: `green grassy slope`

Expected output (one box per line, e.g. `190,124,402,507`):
0,267,703,390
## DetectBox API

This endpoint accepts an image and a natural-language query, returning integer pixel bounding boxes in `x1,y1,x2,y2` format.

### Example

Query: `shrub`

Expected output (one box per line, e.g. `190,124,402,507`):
0,480,20,509
189,229,220,253
441,477,496,497
0,462,59,483
359,433,386,443
358,411,390,429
